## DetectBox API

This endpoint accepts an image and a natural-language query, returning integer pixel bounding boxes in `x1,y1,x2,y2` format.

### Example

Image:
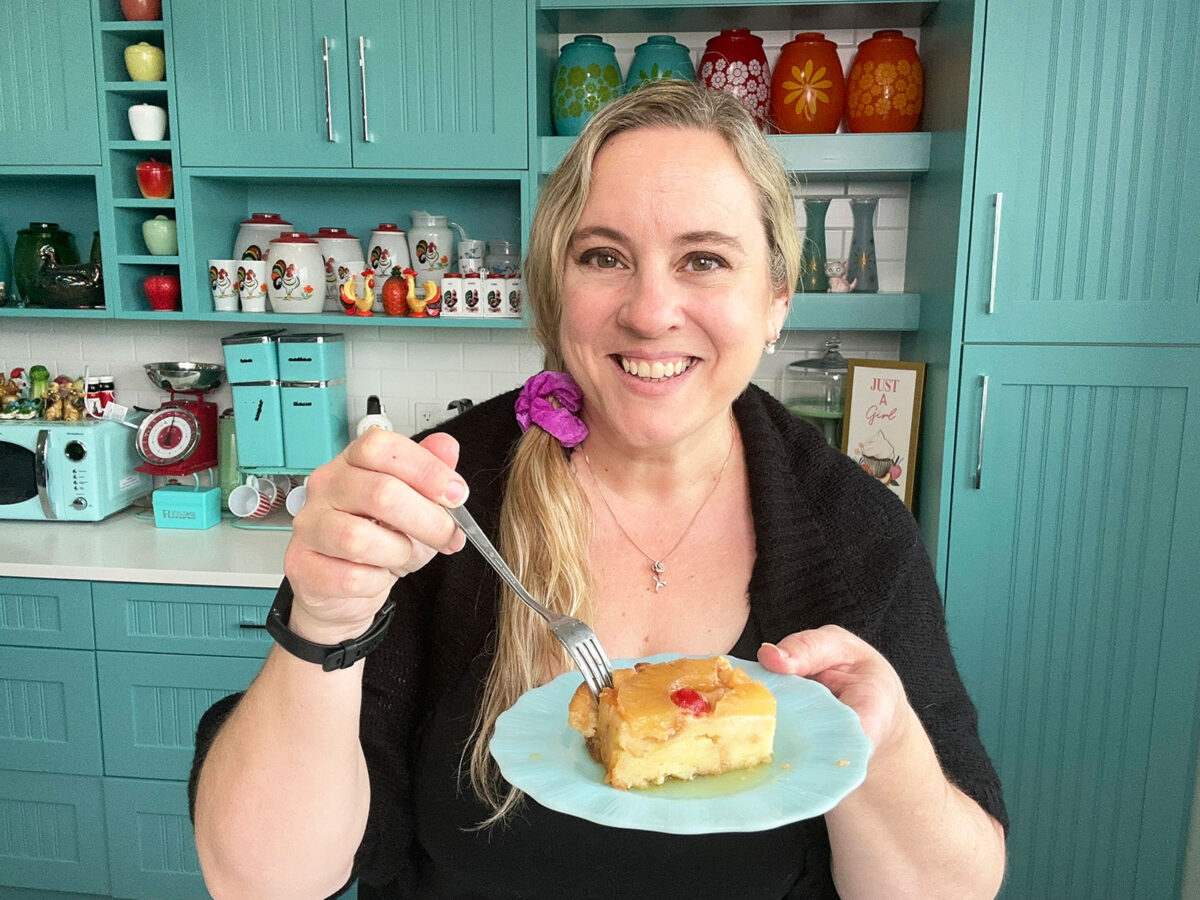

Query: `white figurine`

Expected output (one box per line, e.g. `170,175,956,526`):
826,259,857,293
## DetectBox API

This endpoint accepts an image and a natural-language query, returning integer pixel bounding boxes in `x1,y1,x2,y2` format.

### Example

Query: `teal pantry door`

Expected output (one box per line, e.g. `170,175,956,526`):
172,0,352,167
964,0,1200,344
345,0,527,169
944,344,1200,899
0,0,100,165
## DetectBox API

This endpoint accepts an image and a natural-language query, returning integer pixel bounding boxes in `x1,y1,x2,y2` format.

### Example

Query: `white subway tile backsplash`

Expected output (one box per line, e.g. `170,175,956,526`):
407,339,464,371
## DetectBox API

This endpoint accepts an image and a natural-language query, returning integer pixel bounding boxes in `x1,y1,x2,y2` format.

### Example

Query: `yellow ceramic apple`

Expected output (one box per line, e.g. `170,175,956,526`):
124,42,165,82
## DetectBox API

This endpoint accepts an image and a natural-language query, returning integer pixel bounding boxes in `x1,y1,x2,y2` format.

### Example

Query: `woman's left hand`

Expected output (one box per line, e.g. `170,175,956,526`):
757,625,913,757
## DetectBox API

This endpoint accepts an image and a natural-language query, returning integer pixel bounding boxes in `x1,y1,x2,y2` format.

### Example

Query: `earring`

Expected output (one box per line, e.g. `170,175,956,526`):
764,338,777,355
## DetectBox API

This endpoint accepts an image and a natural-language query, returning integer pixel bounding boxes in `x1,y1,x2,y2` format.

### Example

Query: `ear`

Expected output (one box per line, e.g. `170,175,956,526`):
766,287,791,340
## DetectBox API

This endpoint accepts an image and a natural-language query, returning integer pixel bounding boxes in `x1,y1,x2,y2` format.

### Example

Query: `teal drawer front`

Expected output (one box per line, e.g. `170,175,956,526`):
103,777,208,900
0,771,109,895
0,578,93,649
92,582,275,657
0,648,101,775
97,651,263,781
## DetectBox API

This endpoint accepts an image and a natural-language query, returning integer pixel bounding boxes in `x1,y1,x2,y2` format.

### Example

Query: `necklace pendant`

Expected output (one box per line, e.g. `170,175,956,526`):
652,561,666,592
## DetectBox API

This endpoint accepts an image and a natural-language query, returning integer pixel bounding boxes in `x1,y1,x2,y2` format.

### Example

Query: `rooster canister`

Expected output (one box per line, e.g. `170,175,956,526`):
233,212,292,262
771,33,845,134
314,226,364,310
625,35,694,93
845,30,923,133
367,223,411,286
698,29,770,127
552,35,621,136
267,232,324,313
407,211,464,297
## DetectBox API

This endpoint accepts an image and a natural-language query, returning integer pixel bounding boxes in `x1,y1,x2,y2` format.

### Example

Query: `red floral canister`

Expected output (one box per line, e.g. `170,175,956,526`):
770,32,845,134
697,29,770,127
845,30,924,133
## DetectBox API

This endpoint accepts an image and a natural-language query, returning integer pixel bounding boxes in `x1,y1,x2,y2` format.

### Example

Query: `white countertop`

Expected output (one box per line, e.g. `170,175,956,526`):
0,508,291,588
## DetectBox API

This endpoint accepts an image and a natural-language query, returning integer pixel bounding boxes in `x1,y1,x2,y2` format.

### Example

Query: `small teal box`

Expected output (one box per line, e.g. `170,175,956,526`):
152,485,221,530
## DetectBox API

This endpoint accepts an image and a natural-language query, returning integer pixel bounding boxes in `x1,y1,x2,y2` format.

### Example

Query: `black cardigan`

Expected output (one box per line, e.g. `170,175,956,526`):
191,384,1006,897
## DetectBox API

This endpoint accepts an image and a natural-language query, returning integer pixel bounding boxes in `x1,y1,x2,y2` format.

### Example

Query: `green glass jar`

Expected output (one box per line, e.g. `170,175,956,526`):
14,222,79,306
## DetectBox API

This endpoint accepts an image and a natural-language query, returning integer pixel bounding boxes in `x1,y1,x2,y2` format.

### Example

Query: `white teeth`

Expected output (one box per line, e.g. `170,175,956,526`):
619,356,692,381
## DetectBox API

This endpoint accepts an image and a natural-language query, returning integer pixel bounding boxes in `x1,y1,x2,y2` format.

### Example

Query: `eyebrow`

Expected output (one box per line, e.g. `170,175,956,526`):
568,225,746,254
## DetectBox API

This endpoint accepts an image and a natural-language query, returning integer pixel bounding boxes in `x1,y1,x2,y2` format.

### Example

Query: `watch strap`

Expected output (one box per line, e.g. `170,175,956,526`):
266,591,396,671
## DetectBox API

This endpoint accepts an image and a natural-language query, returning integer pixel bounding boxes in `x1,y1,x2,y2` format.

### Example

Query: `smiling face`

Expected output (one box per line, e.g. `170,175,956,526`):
559,126,790,454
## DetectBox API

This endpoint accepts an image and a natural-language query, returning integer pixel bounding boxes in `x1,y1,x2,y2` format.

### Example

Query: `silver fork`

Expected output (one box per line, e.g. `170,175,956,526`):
447,504,614,700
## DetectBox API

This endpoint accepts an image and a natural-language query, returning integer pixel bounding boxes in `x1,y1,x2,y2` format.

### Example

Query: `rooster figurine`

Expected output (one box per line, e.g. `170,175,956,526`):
339,269,376,316
400,268,439,317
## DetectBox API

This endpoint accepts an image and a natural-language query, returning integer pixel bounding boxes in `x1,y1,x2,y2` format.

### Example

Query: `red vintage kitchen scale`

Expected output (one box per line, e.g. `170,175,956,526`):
134,362,223,477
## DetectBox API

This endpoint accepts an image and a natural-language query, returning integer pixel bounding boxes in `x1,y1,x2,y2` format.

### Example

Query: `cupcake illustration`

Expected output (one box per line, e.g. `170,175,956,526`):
854,429,902,486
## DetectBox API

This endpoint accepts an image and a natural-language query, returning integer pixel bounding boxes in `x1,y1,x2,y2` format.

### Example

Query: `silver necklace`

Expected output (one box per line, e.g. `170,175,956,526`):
582,421,736,593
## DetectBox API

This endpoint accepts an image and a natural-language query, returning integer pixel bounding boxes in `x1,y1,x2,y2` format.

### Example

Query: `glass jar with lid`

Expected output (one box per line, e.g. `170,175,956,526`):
782,337,848,447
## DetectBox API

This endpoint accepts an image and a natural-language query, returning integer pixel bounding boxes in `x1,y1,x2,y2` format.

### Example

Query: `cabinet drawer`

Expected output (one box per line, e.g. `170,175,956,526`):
97,651,264,781
0,647,101,775
92,581,275,657
0,577,94,649
104,777,208,900
0,770,109,895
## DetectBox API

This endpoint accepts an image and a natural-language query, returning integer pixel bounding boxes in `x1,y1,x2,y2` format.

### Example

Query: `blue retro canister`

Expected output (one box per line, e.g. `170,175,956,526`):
281,378,349,470
231,381,285,467
220,330,282,382
277,333,346,382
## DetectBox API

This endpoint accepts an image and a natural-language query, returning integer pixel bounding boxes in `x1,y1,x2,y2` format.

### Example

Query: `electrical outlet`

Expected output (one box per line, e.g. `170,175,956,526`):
414,402,439,430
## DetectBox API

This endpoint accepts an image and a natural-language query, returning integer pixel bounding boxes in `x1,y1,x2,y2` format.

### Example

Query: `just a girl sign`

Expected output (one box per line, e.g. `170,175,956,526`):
842,359,926,509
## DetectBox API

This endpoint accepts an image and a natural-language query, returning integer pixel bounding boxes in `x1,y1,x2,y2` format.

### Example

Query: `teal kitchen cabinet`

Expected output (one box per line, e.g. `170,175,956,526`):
103,778,208,900
944,345,1200,898
172,0,527,170
0,0,101,165
963,0,1200,344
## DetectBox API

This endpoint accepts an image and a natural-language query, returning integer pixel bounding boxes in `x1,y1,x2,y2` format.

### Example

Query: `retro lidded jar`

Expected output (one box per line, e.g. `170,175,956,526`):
266,232,324,314
782,337,848,447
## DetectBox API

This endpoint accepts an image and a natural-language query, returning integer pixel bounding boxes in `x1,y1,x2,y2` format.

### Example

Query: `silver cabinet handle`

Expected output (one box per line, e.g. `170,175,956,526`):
358,35,371,142
974,375,989,489
35,429,56,519
322,36,333,142
987,192,1003,314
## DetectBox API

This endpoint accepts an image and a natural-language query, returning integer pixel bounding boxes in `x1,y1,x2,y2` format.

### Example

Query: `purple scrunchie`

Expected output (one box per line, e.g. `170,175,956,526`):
514,371,589,448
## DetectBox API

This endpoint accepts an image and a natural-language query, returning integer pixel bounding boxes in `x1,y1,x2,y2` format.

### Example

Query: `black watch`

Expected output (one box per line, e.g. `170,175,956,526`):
265,590,396,671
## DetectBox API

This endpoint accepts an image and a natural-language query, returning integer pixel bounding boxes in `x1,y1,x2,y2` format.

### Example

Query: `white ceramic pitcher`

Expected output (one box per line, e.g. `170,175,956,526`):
407,210,466,297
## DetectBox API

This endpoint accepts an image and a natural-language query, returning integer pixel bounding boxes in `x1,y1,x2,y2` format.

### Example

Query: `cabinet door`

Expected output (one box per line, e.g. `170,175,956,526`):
104,778,208,900
0,1,101,165
965,0,1200,343
0,577,94,649
346,0,527,169
945,345,1200,898
0,647,102,775
172,0,352,167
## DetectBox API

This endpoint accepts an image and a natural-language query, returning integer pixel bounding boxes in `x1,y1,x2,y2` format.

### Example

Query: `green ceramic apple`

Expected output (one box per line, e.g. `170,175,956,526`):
124,42,165,82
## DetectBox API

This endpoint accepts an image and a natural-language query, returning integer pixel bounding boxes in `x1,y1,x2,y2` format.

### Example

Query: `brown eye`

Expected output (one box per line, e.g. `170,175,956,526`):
581,249,621,269
686,254,725,272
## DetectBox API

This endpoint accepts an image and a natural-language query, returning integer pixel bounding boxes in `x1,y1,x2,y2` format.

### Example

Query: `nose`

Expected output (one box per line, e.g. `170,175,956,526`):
615,269,684,337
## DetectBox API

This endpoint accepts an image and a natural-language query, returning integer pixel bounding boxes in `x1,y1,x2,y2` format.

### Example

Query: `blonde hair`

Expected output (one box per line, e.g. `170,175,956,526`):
467,81,801,822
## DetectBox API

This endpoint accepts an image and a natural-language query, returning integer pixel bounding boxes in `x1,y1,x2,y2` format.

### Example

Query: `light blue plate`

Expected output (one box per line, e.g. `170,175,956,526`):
490,654,872,834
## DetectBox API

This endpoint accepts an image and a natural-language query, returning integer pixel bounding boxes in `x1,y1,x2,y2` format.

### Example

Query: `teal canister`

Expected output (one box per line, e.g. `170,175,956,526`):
281,379,349,470
552,35,621,136
624,35,695,93
217,409,240,510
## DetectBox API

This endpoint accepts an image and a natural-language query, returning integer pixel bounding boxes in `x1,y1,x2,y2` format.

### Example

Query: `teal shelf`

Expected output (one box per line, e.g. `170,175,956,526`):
98,20,164,31
116,254,179,264
0,306,111,318
109,140,171,152
784,292,920,331
539,132,931,176
113,198,176,208
198,310,527,328
538,1,937,32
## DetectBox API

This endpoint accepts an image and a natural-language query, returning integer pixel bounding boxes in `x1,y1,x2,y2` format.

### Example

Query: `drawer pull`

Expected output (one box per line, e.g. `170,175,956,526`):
974,374,989,489
239,622,268,630
322,36,334,142
987,192,1002,314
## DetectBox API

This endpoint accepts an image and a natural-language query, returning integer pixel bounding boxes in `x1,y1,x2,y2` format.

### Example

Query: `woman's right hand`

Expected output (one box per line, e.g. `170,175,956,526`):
282,428,468,643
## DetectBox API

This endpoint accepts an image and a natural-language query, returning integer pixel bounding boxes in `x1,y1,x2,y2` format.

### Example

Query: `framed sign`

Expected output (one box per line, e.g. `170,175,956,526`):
841,359,926,509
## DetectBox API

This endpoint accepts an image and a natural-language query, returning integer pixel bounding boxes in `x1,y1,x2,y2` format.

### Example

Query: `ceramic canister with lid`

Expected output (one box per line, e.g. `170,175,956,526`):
313,227,364,309
233,213,293,262
846,30,924,133
771,32,846,134
552,35,621,136
698,29,771,127
266,232,324,314
624,35,695,93
14,223,79,305
367,223,412,282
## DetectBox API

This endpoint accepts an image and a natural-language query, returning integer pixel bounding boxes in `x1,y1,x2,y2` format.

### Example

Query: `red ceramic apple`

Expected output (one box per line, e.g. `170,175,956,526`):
135,158,172,199
143,273,181,310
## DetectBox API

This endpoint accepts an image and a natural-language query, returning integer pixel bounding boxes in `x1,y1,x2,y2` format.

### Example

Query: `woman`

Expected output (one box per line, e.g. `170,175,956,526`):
191,81,1006,899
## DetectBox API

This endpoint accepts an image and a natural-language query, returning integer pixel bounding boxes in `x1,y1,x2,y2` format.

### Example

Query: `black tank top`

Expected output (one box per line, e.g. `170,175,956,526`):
405,614,837,899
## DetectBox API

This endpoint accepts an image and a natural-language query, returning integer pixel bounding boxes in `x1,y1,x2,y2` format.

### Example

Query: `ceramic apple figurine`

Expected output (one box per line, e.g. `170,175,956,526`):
142,273,180,310
135,158,172,199
124,42,165,81
120,0,162,20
